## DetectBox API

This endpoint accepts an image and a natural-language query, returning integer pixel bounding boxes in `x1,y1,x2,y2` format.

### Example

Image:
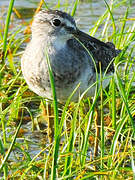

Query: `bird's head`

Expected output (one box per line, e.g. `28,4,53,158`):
32,9,77,41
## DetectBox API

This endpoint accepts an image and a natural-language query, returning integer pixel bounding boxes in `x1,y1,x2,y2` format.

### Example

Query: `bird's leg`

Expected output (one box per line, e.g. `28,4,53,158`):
41,100,54,143
46,102,54,143
94,107,100,157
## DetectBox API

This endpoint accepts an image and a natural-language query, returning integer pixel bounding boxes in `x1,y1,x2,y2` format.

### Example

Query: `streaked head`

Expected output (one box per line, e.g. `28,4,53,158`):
32,9,77,39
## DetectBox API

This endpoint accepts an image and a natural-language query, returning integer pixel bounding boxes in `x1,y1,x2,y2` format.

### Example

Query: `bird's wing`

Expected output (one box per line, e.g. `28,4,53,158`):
74,30,121,73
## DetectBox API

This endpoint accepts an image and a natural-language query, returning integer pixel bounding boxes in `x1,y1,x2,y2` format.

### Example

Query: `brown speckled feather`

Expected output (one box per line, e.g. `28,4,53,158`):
74,30,121,73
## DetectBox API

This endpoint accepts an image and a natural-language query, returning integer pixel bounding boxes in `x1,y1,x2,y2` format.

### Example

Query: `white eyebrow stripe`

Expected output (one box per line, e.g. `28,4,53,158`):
64,18,76,29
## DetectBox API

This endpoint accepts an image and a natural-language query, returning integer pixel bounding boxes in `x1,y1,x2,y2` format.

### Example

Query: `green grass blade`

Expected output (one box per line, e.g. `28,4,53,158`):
102,0,113,37
103,0,116,42
0,137,4,155
117,7,129,48
90,11,108,36
107,115,128,168
125,21,135,43
131,134,135,178
0,118,22,172
0,136,8,179
43,0,49,9
71,0,79,16
45,49,60,180
59,83,80,134
100,63,104,170
63,103,79,176
73,36,99,166
56,0,61,8
112,76,116,129
115,71,135,134
81,91,99,165
2,0,15,63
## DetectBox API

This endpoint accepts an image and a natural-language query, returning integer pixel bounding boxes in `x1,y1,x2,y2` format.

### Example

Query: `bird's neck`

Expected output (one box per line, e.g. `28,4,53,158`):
51,36,67,51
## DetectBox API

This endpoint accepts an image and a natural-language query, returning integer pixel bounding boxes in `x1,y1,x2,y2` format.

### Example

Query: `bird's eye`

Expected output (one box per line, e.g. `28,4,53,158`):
52,18,61,27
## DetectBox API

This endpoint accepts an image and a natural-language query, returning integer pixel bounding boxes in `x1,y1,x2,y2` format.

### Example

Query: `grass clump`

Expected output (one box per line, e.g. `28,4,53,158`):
0,0,135,179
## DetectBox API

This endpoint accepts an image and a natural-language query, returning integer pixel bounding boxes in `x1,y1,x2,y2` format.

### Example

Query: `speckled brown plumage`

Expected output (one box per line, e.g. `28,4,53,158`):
21,10,121,102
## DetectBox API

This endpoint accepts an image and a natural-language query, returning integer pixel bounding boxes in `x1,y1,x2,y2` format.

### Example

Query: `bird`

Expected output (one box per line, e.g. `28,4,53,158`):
21,9,121,103
21,9,121,142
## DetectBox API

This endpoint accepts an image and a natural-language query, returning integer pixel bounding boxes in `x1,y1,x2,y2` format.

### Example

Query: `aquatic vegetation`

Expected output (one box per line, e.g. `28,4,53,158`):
0,0,135,179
